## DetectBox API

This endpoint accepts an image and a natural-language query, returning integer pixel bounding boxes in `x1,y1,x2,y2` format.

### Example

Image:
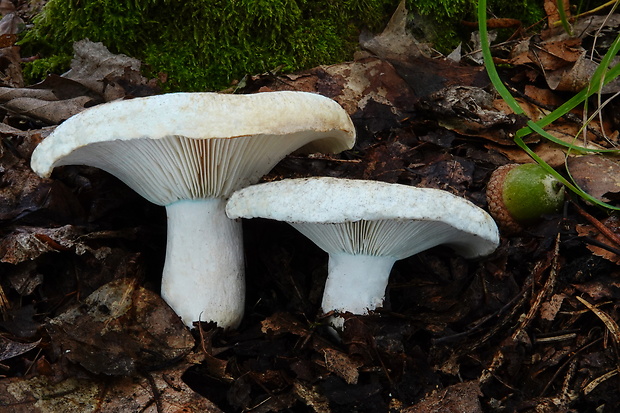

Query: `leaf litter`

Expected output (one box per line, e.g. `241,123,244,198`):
0,1,619,412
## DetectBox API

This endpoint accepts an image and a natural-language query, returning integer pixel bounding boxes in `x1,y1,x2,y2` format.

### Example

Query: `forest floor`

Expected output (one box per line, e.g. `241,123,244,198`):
0,1,619,412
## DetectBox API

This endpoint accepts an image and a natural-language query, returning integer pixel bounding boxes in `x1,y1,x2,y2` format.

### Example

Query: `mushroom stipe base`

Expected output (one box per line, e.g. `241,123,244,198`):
162,198,244,328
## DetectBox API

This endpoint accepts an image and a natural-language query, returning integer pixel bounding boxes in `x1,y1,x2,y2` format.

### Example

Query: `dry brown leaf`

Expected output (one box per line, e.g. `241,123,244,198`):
46,278,193,376
567,155,620,203
540,293,567,321
543,0,569,28
528,39,583,72
261,311,310,336
576,296,620,346
64,39,148,101
358,0,430,61
0,45,22,87
575,217,620,264
321,348,362,385
0,336,40,362
0,86,57,101
403,380,483,413
4,96,92,124
293,381,332,413
489,140,568,167
0,225,80,264
0,355,221,412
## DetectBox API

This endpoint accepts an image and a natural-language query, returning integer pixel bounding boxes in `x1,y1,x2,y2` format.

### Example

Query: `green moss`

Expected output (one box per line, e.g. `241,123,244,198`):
20,0,394,91
406,0,545,53
22,53,72,82
19,0,546,90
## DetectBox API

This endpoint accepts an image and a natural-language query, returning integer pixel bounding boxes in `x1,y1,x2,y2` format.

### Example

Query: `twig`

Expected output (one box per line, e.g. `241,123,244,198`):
572,201,620,247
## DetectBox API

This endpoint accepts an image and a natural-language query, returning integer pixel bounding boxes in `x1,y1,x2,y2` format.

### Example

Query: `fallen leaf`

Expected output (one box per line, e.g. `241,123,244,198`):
0,225,79,264
0,336,40,362
261,312,309,336
46,278,193,376
567,155,620,203
403,380,483,413
540,293,567,321
64,39,150,101
0,355,222,412
575,216,620,264
359,0,430,61
576,296,620,346
4,96,92,124
0,12,23,36
0,45,22,87
320,348,362,385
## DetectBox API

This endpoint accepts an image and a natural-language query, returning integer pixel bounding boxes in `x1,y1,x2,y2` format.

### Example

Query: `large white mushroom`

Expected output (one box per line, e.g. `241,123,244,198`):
31,92,355,328
226,177,500,330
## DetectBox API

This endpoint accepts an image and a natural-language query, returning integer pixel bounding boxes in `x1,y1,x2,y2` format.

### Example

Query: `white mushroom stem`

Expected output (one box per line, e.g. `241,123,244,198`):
161,198,244,328
321,253,397,330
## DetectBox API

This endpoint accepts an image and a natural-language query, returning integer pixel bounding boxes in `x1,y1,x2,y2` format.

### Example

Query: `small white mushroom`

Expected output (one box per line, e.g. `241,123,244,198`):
226,177,499,330
31,92,355,328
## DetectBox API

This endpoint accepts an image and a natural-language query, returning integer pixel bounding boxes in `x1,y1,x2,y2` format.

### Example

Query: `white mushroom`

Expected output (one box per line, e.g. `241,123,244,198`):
30,92,355,328
226,177,499,330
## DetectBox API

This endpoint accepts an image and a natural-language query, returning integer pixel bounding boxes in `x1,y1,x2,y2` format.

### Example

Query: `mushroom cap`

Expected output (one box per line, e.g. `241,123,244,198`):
31,92,355,205
226,177,500,259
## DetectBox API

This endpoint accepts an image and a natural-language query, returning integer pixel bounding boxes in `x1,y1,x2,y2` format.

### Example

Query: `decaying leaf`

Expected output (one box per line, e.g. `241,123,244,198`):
0,355,221,412
415,86,522,140
64,39,151,101
0,225,80,264
320,348,362,385
540,293,567,321
359,0,430,61
46,278,193,376
567,155,620,203
575,216,620,264
0,336,40,362
0,44,22,87
403,380,483,413
4,96,93,124
576,296,620,346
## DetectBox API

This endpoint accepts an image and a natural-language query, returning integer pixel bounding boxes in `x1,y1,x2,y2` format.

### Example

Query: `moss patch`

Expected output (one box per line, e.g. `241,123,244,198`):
20,0,546,91
20,0,395,91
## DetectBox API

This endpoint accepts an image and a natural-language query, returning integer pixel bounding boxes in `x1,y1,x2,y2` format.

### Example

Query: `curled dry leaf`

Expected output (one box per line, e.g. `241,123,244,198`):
0,225,140,265
4,96,93,124
0,135,86,223
0,336,40,362
576,296,620,346
358,0,430,61
64,39,150,101
0,86,57,101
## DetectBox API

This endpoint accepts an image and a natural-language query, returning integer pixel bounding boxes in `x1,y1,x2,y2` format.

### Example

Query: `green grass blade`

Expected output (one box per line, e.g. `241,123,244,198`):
479,0,620,210
514,136,620,210
556,0,573,35
525,120,619,153
478,0,524,115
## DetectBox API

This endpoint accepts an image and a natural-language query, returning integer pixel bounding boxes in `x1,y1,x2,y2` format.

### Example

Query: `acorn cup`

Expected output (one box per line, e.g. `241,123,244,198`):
486,163,566,233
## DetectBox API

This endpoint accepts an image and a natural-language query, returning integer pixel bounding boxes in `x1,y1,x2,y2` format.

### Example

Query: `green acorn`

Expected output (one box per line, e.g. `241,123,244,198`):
486,163,565,233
